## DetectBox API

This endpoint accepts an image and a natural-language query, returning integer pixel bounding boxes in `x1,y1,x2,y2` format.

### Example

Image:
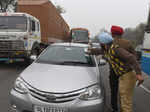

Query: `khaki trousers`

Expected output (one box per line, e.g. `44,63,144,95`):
119,71,137,112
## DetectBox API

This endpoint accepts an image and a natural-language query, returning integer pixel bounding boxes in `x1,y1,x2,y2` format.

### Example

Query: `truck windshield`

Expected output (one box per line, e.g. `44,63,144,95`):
72,30,89,42
0,16,27,32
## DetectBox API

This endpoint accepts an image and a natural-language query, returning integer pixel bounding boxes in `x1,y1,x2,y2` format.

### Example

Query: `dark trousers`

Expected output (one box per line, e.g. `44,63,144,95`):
109,69,119,111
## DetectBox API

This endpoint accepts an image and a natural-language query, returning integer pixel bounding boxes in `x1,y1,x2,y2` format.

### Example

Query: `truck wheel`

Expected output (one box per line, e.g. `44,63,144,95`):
24,57,32,65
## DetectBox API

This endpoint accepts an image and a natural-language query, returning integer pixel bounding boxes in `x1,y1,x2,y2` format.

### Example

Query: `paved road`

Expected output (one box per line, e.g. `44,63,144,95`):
0,62,28,112
100,64,150,112
0,62,150,112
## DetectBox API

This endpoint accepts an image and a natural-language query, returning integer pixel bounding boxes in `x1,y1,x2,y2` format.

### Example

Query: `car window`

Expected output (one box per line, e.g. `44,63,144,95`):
36,45,96,67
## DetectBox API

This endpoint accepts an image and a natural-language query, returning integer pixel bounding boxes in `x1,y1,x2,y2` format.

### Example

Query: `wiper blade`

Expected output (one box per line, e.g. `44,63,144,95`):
59,61,88,65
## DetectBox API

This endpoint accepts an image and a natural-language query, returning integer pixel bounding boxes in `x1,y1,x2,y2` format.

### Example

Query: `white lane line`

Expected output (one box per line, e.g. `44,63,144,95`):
140,85,150,94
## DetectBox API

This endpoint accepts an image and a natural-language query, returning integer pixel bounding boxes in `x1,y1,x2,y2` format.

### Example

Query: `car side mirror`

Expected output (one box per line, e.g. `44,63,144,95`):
30,55,37,61
98,59,107,66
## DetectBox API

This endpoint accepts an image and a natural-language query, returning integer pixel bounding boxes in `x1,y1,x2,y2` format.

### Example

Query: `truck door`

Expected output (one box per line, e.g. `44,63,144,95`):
28,18,40,50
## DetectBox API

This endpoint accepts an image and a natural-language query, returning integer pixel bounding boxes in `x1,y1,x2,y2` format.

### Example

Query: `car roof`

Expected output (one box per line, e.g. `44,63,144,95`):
51,42,89,48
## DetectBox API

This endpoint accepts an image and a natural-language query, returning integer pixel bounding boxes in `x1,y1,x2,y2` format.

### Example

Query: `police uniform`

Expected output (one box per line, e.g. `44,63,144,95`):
89,32,142,112
109,26,136,112
106,44,141,112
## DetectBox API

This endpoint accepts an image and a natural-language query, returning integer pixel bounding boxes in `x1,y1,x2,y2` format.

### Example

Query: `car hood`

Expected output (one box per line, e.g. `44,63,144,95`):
21,63,98,93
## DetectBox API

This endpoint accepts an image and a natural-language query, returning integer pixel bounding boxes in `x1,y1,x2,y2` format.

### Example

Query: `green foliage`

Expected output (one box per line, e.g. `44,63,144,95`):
123,23,146,47
95,24,146,47
0,0,17,12
55,5,66,14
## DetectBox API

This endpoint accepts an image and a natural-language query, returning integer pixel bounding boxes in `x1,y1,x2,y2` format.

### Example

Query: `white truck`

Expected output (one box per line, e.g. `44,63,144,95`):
0,12,42,63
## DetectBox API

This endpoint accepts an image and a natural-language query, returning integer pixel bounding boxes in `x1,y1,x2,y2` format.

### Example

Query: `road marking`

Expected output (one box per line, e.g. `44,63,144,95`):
140,85,150,94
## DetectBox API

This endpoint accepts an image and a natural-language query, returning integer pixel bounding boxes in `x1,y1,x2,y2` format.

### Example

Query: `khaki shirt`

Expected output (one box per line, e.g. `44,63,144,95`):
113,38,136,56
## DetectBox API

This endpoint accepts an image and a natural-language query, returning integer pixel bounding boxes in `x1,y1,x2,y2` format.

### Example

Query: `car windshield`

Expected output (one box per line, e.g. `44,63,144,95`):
36,45,96,67
0,16,27,32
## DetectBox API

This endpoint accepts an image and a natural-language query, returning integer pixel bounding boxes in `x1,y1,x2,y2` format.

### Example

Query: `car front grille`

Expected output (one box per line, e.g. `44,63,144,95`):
29,88,85,103
0,40,25,51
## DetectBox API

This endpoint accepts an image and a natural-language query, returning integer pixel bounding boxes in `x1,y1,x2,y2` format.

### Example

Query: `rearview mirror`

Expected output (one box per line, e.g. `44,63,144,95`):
30,55,37,61
98,59,107,66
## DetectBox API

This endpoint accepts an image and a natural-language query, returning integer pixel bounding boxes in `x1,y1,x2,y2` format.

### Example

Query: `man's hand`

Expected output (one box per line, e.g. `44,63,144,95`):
136,74,144,86
85,46,92,54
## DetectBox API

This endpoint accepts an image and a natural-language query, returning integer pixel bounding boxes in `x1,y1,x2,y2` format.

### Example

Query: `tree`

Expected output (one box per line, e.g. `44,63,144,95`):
0,0,17,12
135,23,146,45
123,23,146,48
55,5,66,14
99,28,108,33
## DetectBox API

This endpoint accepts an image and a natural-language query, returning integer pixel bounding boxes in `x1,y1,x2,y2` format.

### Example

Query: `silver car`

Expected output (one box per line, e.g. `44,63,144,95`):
10,43,106,112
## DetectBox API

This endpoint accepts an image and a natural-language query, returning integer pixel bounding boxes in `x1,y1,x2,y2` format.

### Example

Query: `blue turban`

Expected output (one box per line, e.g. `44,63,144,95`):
97,32,113,44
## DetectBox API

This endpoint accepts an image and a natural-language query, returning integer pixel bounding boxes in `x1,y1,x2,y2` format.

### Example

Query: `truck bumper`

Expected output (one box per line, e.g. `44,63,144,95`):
0,51,30,61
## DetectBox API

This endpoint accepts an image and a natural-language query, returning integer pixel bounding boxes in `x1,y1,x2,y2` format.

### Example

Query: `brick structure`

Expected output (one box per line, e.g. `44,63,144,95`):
17,0,70,43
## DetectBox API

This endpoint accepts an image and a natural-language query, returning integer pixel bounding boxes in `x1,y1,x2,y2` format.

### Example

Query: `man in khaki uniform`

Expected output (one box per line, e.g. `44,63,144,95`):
95,32,144,112
109,26,137,112
90,26,137,112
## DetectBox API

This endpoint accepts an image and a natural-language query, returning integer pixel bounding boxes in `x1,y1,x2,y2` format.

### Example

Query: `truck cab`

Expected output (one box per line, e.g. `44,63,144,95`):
0,13,41,62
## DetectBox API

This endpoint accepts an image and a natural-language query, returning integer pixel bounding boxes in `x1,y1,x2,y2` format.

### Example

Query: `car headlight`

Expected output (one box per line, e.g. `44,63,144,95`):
14,77,28,94
79,85,102,101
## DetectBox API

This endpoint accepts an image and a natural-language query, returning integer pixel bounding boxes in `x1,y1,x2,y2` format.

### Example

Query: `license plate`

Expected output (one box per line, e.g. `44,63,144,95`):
34,106,67,112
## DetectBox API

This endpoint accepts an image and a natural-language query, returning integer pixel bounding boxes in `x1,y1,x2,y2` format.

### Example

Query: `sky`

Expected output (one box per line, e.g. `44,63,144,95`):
51,0,150,37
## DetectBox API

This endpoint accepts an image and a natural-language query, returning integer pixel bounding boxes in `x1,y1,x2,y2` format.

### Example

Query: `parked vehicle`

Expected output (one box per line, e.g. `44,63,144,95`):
10,43,106,112
70,28,90,43
141,8,150,75
91,43,101,49
141,32,150,75
0,0,70,63
0,13,41,62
